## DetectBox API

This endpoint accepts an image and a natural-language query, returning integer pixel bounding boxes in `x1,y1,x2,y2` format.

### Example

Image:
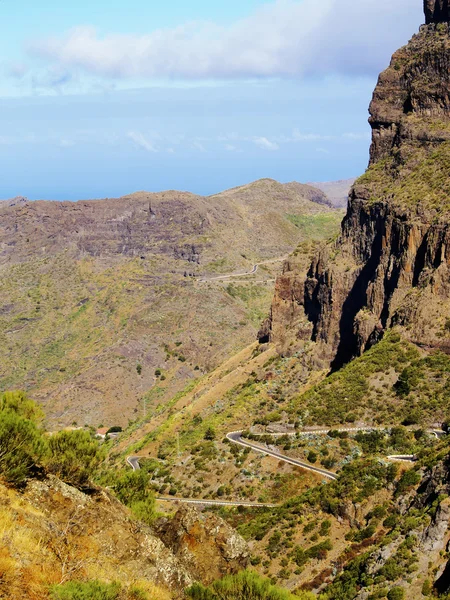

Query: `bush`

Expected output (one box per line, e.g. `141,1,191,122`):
396,469,421,496
186,570,315,599
106,426,122,434
387,587,405,600
113,470,156,525
204,426,216,441
0,392,47,486
46,429,105,489
307,451,318,464
50,580,143,600
0,409,46,486
0,390,44,421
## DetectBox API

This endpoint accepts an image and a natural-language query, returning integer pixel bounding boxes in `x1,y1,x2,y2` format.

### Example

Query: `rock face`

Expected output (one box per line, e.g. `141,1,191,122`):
425,0,450,24
156,505,249,585
268,4,450,368
1,475,194,599
0,180,330,266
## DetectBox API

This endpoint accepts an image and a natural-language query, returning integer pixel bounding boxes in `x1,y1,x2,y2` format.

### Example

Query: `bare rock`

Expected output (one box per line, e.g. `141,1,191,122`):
424,0,450,24
156,504,249,585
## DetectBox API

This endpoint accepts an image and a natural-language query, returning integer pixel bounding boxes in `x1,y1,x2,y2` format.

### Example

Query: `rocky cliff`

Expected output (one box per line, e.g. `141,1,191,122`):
267,3,450,368
425,0,450,24
0,475,249,599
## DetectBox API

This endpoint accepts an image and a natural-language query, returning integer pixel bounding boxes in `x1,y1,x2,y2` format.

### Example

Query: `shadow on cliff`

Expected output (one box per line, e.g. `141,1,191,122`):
330,226,386,372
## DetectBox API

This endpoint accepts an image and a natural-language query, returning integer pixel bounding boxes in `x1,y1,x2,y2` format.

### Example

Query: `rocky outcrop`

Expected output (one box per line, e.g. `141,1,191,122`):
267,3,450,368
1,475,194,599
425,0,450,24
156,505,249,585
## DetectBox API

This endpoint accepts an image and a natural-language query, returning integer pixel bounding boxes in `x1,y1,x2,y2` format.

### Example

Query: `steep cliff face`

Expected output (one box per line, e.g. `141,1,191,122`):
269,7,450,368
425,0,450,24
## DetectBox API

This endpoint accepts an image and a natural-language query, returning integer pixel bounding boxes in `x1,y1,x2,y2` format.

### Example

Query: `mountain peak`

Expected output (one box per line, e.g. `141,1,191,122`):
424,0,450,24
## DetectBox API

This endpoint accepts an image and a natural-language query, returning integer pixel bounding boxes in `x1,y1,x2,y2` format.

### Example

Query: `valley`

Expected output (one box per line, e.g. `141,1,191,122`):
3,2,450,600
0,179,343,430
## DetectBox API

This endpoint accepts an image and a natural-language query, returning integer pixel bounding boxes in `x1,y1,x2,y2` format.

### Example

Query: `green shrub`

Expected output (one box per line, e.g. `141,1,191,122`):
46,429,105,489
307,451,317,464
113,470,156,525
0,390,44,421
50,580,123,600
395,469,421,496
387,587,405,600
0,409,47,486
186,570,314,599
0,392,47,486
204,426,216,441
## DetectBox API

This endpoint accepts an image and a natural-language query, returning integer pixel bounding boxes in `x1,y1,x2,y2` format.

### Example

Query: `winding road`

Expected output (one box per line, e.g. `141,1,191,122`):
226,431,338,480
126,456,141,471
198,255,289,284
127,426,445,506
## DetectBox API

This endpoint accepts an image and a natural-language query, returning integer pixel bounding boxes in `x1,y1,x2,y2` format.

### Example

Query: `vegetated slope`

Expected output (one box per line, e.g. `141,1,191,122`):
0,179,341,428
0,391,252,600
113,4,450,598
265,15,450,370
115,322,450,595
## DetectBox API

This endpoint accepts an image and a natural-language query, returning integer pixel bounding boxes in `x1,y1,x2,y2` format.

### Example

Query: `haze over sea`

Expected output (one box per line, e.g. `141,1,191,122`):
1,0,422,200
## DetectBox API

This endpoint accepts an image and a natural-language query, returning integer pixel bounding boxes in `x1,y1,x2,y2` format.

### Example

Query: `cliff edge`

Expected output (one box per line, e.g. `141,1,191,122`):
267,2,450,368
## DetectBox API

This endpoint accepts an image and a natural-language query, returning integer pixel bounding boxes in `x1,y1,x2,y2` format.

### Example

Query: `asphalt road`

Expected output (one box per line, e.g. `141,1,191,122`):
157,496,277,508
226,431,338,480
126,456,141,471
127,425,445,504
198,255,289,283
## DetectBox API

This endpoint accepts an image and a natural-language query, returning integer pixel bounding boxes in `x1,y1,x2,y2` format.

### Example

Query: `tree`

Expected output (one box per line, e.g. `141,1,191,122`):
46,430,105,489
0,409,46,486
204,426,216,441
113,470,156,525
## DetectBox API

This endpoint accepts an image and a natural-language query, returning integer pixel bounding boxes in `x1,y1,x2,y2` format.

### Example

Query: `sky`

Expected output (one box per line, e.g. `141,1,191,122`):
0,0,424,200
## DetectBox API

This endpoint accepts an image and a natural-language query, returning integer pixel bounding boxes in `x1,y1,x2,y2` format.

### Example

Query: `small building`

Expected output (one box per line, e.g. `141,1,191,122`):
95,427,109,439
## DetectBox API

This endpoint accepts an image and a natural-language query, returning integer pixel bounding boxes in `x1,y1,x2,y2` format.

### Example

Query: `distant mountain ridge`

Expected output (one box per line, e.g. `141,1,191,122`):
0,178,342,428
307,178,355,208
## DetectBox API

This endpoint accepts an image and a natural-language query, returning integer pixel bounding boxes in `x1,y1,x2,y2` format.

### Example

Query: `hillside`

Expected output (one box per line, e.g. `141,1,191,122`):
112,3,450,598
5,2,450,600
0,179,341,429
265,8,450,370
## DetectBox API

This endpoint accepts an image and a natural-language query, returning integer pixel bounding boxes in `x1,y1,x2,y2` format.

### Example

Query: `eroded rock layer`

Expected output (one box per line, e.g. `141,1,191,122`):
268,9,450,367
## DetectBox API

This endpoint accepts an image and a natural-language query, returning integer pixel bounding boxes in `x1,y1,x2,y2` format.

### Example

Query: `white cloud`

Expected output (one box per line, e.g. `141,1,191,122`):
26,0,422,82
253,136,279,151
127,131,157,152
224,144,243,153
192,141,206,152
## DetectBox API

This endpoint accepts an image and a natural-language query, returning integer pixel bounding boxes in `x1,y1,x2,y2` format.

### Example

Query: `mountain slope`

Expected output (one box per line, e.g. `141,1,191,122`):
266,15,450,369
0,179,341,428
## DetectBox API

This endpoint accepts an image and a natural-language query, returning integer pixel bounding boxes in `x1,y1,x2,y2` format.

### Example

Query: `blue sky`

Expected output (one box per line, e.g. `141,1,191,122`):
0,0,424,200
